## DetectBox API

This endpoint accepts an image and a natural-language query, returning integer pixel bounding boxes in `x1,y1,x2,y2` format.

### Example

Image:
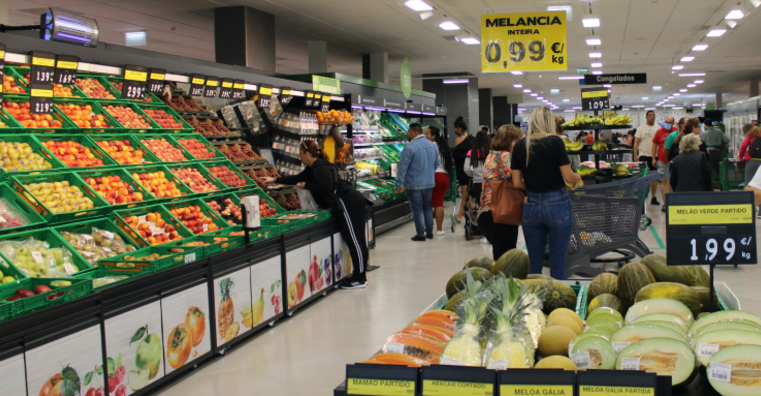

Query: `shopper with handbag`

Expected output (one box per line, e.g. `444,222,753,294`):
261,141,369,289
511,107,581,279
476,124,524,261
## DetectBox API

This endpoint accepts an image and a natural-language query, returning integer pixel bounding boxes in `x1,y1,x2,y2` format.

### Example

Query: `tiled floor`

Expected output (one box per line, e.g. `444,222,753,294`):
156,195,761,396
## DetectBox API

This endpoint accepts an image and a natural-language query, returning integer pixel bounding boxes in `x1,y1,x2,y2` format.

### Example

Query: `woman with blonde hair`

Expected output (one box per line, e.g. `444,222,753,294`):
738,124,761,187
670,132,712,192
511,107,581,279
477,124,523,260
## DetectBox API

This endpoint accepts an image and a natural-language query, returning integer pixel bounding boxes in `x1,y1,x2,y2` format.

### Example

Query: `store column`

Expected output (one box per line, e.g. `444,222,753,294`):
716,93,724,109
214,6,276,72
751,80,759,98
479,88,493,133
362,53,388,83
423,75,479,145
308,41,328,73
492,96,519,128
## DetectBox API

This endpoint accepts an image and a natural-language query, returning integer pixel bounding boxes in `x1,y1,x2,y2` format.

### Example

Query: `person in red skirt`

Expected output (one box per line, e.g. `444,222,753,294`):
425,125,453,238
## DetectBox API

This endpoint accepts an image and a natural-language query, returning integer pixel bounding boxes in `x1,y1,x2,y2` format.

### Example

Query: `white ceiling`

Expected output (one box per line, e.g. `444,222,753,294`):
8,0,761,109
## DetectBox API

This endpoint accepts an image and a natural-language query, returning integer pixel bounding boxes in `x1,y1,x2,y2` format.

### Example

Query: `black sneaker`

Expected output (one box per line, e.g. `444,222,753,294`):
411,235,426,241
651,198,660,205
426,233,433,239
341,280,367,289
661,206,666,213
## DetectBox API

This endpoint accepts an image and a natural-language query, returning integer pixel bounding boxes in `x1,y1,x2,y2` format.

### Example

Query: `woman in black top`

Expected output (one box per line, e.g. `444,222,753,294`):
261,141,369,289
511,107,581,280
452,116,474,223
670,127,712,192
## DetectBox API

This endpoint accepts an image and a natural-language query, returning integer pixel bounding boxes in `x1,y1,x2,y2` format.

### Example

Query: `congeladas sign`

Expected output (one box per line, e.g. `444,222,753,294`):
583,73,647,85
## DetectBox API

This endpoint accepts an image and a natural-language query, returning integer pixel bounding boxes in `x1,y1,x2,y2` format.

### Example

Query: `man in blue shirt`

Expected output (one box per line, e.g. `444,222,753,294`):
396,123,440,241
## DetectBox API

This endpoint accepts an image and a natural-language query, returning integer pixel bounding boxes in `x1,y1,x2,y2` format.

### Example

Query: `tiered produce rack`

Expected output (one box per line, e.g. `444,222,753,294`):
564,125,635,184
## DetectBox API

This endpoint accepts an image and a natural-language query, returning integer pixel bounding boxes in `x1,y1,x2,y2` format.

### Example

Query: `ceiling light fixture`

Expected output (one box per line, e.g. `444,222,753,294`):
680,73,706,77
653,86,662,92
547,5,573,20
582,17,600,28
511,71,523,75
589,52,602,58
572,106,582,110
586,38,601,46
419,11,434,20
513,84,523,88
442,79,468,84
632,105,645,108
642,97,649,100
558,75,584,80
622,108,630,111
591,62,602,68
706,29,726,37
680,56,695,62
563,99,570,102
404,0,434,11
725,9,746,19
645,107,656,110
673,106,684,110
523,89,531,93
551,89,560,94
564,109,576,113
668,96,674,99
592,71,603,75
692,44,709,51
694,80,704,83
672,65,684,70
687,84,696,87
680,89,688,92
460,37,480,45
537,97,544,100
438,21,460,30
674,93,681,96
530,93,538,96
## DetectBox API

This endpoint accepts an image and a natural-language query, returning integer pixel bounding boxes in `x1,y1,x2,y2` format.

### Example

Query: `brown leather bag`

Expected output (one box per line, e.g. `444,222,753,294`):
488,154,525,225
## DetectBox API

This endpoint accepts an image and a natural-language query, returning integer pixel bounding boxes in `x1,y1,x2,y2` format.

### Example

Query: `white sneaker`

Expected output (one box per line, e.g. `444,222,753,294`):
480,237,489,244
437,231,446,238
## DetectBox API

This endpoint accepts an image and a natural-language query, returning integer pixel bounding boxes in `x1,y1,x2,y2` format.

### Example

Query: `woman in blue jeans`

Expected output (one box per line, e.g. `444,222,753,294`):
510,108,582,279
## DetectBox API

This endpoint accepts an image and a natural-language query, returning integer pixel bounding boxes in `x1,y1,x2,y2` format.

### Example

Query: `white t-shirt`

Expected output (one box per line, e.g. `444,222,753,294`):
749,165,761,190
435,150,447,173
635,124,659,157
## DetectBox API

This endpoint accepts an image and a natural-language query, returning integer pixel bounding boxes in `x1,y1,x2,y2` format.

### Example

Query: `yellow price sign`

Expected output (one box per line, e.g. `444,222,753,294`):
579,386,654,396
346,378,415,396
668,204,754,225
423,380,491,396
502,385,573,396
481,12,567,72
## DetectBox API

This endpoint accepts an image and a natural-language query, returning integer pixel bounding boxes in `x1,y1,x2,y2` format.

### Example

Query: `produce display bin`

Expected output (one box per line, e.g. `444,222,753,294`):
52,217,149,268
33,133,118,170
0,277,92,320
87,134,162,165
97,244,202,273
0,227,93,277
235,187,288,216
166,162,229,197
169,133,227,161
2,96,78,132
73,269,147,289
6,66,87,98
0,107,26,132
175,233,245,257
136,134,196,162
54,97,124,132
113,204,194,247
95,100,160,132
0,184,48,235
76,168,156,209
201,159,257,192
3,65,31,95
0,134,67,181
135,102,194,133
11,172,112,223
162,197,232,236
74,74,123,100
124,164,195,202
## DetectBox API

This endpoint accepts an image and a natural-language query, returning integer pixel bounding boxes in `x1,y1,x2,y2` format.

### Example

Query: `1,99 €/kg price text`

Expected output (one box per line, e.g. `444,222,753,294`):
686,237,755,264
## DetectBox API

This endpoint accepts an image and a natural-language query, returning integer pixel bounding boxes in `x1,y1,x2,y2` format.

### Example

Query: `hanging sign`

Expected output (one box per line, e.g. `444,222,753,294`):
219,78,234,99
584,73,647,85
148,68,165,94
121,64,148,100
54,55,79,85
581,87,610,111
0,44,6,101
30,51,56,84
189,74,206,97
406,103,422,113
30,83,54,114
481,11,567,73
204,76,219,98
257,84,272,108
232,80,245,99
312,75,342,95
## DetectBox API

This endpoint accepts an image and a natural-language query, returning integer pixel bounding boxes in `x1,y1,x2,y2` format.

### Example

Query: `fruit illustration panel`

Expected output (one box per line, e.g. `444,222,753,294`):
104,301,164,396
26,325,104,396
160,283,211,375
0,353,26,396
332,232,353,282
310,237,333,293
213,267,252,347
284,245,310,309
250,255,283,325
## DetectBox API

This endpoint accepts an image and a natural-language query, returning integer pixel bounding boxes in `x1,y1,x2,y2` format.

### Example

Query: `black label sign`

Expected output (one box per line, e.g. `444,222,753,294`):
232,80,245,99
321,94,331,112
122,64,148,100
359,96,380,107
0,44,6,101
258,83,273,108
584,73,647,85
148,68,165,94
219,78,234,99
345,364,418,396
581,87,610,111
190,74,206,97
30,82,54,114
204,76,219,98
437,106,447,116
280,86,293,105
305,91,316,107
384,99,404,110
406,103,422,112
30,51,56,84
423,104,435,114
54,55,79,85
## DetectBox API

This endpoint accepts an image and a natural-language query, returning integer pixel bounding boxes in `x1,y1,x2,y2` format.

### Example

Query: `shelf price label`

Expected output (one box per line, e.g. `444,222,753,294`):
189,74,206,97
321,94,331,112
232,80,245,99
257,83,273,108
30,51,56,84
346,364,418,396
204,76,219,98
148,68,165,94
481,12,567,73
219,78,234,99
305,91,316,107
30,83,54,115
581,87,610,111
122,64,148,100
54,55,79,85
280,86,293,105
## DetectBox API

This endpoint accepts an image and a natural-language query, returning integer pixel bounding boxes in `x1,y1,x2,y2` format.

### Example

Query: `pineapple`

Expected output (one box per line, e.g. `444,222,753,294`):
483,276,536,368
218,278,235,338
440,268,494,366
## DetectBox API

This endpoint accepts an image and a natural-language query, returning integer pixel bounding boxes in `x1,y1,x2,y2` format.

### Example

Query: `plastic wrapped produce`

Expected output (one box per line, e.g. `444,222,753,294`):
59,227,136,266
381,333,445,364
0,237,74,277
0,197,31,230
482,276,536,369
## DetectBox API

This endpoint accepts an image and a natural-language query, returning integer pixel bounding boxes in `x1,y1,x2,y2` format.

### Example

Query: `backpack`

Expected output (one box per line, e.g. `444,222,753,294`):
749,137,761,159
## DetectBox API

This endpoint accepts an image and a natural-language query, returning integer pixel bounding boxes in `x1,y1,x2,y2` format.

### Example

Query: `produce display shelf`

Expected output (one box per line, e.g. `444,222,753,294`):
0,227,93,278
97,244,199,273
202,159,258,192
73,269,148,289
2,65,31,96
0,277,92,319
570,149,633,156
562,125,633,130
124,164,195,202
174,233,245,257
95,100,161,132
87,134,163,165
136,133,197,163
166,161,230,197
54,98,124,132
168,133,227,161
10,172,112,224
135,102,195,133
73,74,124,100
113,203,195,247
2,96,79,132
162,197,232,237
33,133,118,170
0,134,67,181
0,107,26,131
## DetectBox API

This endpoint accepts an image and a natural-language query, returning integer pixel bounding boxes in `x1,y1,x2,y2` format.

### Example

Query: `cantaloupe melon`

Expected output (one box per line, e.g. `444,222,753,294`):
635,282,701,318
687,311,761,338
548,308,584,330
615,338,697,388
535,356,577,371
708,344,761,396
572,336,616,370
547,316,582,335
538,326,576,357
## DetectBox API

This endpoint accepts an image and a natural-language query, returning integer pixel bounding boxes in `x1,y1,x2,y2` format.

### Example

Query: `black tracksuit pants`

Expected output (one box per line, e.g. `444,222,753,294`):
335,189,368,282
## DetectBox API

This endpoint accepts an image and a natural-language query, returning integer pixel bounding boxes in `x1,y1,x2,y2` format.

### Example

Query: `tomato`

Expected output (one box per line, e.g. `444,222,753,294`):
185,306,206,347
166,324,192,369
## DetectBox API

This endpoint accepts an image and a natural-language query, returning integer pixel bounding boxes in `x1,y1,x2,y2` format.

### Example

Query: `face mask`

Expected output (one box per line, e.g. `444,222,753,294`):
663,123,672,130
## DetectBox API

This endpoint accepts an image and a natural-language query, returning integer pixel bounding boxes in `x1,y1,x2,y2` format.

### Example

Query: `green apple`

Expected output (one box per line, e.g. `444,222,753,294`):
136,333,162,379
129,369,150,392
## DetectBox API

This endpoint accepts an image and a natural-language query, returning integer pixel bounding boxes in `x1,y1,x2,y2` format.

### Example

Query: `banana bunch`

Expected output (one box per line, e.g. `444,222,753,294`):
577,165,597,177
563,138,584,152
613,164,630,176
604,114,633,125
561,114,604,127
592,140,609,151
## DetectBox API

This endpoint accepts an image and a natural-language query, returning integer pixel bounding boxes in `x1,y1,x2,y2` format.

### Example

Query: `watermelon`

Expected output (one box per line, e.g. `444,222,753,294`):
640,254,692,285
687,311,761,338
683,265,710,288
536,279,577,314
491,248,530,279
708,345,761,396
465,256,494,271
571,336,616,370
625,298,695,326
616,338,697,388
634,282,701,318
694,329,761,366
691,286,719,312
588,293,624,317
445,267,491,298
587,273,618,301
617,262,656,308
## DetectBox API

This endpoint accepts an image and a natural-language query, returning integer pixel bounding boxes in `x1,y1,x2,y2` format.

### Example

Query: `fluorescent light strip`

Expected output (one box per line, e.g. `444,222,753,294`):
351,105,363,110
672,65,684,70
694,80,704,83
439,21,460,30
406,110,422,114
586,38,601,46
572,106,582,110
680,56,695,62
461,37,480,45
443,79,469,84
589,52,602,58
582,17,600,27
692,44,708,51
706,29,726,37
404,0,434,11
511,71,523,75
558,76,584,80
591,62,602,68
422,112,437,116
523,89,531,93
387,109,405,113
679,73,706,77
680,89,688,92
592,71,602,75
726,9,745,19
364,107,386,111
513,84,523,88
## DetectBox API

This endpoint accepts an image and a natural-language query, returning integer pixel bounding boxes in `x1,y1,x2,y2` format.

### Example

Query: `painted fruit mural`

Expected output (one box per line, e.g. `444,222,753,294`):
333,232,352,282
310,237,332,293
161,283,211,374
250,255,283,324
26,325,104,396
214,267,252,346
104,301,164,395
285,245,310,308
0,354,27,396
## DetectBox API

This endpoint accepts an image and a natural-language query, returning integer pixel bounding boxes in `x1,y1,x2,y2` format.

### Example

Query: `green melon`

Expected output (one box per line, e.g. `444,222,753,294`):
491,248,530,279
527,274,553,280
625,298,695,326
588,293,624,317
536,279,577,314
631,313,689,332
690,286,719,313
445,267,492,298
569,332,609,352
683,265,710,288
587,307,624,323
640,254,692,285
708,345,761,396
587,312,621,327
584,326,615,340
587,273,618,301
610,323,689,345
521,279,546,293
693,320,761,340
687,311,761,338
465,256,494,271
694,329,761,366
617,262,656,308
634,282,701,318
572,336,616,370
616,338,697,388
587,316,621,331
444,290,466,311
636,321,687,336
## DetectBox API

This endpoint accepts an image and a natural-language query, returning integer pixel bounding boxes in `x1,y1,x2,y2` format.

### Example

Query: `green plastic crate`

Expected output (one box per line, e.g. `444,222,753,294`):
135,102,194,133
10,172,112,223
136,134,196,163
96,100,160,132
166,162,228,197
73,269,146,289
720,160,744,191
0,134,67,181
203,192,246,227
76,168,156,209
124,164,195,202
113,204,194,247
162,197,232,236
0,107,26,132
53,217,149,269
6,66,87,98
169,133,226,161
55,98,124,132
74,75,123,100
86,134,162,165
235,187,287,216
33,133,118,170
2,96,78,132
3,65,31,96
98,244,202,273
0,183,47,235
200,159,257,192
0,277,92,320
180,234,245,256
0,253,28,284
0,227,93,278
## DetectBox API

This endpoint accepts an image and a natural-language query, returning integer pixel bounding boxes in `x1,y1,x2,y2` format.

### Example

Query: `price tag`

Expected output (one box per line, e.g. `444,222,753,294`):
437,356,461,366
258,84,272,108
423,380,491,396
30,51,56,84
63,263,77,274
184,253,196,263
104,231,115,240
385,342,404,354
487,360,508,370
502,385,574,396
30,83,54,115
81,251,95,258
481,12,567,73
54,55,79,85
581,87,610,111
579,386,654,396
620,357,640,371
102,247,112,253
148,68,166,94
708,362,732,383
346,378,415,396
204,76,219,98
232,80,245,99
321,94,331,112
280,87,293,105
122,64,148,100
612,342,631,354
571,351,592,369
190,74,206,97
305,91,315,107
698,343,720,357
78,234,93,244
31,251,43,264
219,78,234,99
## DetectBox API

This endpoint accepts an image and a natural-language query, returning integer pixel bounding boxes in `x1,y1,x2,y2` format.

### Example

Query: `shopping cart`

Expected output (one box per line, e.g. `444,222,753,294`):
463,178,483,241
445,165,459,233
720,159,744,190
